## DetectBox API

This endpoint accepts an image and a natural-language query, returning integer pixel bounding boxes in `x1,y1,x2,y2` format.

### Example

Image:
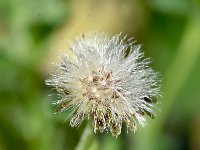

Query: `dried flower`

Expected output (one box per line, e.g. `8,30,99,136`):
46,32,160,138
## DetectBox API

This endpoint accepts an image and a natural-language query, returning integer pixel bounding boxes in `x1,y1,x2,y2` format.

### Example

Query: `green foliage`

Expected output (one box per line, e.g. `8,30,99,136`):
0,0,200,149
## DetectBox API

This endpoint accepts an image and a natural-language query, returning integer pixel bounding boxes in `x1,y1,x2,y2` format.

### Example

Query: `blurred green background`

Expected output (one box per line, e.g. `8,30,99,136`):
0,0,200,150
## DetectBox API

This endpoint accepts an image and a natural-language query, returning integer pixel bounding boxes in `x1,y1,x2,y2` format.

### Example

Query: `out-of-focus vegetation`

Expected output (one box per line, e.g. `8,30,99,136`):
0,0,200,150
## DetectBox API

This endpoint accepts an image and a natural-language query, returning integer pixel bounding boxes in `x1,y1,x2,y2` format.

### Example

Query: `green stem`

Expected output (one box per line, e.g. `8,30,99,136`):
75,124,97,150
134,8,200,150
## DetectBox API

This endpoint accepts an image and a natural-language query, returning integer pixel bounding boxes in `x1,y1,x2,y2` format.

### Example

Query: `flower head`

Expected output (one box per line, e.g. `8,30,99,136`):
46,32,160,138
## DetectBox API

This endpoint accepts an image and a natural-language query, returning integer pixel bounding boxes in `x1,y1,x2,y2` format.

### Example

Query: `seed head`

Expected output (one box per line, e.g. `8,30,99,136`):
46,32,160,138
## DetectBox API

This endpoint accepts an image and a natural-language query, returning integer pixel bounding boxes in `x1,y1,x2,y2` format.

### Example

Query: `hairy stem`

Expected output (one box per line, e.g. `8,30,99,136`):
75,124,97,150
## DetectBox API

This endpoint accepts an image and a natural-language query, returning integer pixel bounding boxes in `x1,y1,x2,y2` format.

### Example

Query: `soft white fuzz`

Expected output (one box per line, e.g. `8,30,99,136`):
46,32,160,138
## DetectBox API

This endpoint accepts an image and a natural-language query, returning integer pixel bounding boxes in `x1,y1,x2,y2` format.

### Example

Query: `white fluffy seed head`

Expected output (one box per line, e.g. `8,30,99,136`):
46,32,161,138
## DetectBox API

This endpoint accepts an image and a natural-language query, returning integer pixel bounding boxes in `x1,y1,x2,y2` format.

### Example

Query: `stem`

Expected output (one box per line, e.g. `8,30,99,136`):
134,7,200,150
75,124,97,150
